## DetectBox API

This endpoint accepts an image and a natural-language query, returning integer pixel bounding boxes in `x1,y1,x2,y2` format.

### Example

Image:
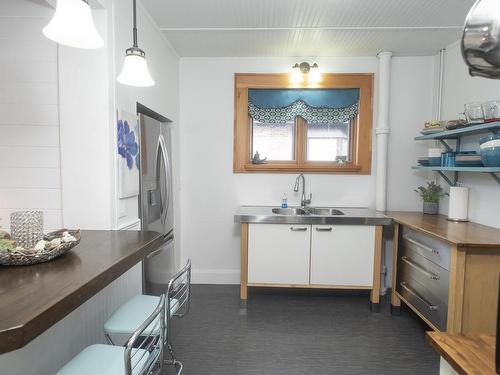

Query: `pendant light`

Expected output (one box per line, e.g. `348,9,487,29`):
43,0,104,49
117,0,155,87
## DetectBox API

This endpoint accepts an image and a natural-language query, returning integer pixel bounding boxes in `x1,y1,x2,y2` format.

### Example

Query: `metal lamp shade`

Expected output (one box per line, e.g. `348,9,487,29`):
462,0,500,78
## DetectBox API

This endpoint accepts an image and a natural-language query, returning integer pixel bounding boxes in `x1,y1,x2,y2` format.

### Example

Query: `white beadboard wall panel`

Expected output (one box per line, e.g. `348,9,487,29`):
0,125,59,147
0,147,60,168
0,82,58,105
0,209,62,231
0,38,58,62
0,167,60,189
0,188,62,210
0,263,142,375
0,0,62,232
0,17,51,39
0,104,59,125
0,60,58,83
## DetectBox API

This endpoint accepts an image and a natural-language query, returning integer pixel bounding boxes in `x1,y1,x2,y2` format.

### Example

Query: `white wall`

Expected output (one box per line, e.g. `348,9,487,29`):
0,0,62,231
179,56,433,284
438,41,500,229
0,0,180,264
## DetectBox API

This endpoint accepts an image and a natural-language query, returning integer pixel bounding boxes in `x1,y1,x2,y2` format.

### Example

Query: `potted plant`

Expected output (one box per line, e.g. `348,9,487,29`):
414,181,447,215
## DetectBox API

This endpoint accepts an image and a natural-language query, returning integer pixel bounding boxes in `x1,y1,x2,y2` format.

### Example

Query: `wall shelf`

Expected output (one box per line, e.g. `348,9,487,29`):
412,166,500,186
414,121,500,141
414,121,500,187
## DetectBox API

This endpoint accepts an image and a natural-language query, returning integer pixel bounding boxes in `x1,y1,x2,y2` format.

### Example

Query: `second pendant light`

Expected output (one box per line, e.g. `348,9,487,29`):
117,0,155,87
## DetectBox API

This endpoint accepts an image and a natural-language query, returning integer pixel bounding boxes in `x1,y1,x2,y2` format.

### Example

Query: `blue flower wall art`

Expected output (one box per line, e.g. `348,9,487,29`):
117,110,140,198
117,119,139,170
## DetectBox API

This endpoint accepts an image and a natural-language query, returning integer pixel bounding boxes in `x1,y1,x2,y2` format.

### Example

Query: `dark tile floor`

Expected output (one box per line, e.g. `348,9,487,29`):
165,285,439,375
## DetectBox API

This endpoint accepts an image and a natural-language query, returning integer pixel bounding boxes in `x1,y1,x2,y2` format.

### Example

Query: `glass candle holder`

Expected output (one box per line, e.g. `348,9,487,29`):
10,211,44,249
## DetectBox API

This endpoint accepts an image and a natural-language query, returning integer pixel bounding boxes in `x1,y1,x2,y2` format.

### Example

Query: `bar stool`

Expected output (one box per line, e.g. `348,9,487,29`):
55,294,165,375
104,260,192,375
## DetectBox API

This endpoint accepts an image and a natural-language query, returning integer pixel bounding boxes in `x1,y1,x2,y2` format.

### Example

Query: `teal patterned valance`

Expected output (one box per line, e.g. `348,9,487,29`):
249,99,358,124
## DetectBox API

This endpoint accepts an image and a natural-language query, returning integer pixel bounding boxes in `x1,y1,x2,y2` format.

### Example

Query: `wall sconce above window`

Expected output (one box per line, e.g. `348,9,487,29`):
291,62,322,84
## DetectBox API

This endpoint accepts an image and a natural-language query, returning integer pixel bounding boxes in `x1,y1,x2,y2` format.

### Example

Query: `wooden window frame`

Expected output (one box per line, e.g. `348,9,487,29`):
233,73,374,174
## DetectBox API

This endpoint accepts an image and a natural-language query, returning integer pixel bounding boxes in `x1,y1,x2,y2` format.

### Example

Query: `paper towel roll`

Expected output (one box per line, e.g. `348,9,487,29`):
448,187,469,222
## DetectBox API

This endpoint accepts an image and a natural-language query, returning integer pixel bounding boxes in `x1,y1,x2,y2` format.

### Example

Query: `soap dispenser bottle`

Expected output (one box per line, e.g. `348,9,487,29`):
281,194,288,208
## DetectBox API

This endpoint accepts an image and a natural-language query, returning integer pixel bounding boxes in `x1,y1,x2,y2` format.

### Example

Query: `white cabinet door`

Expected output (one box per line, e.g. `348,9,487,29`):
310,225,375,287
248,224,311,285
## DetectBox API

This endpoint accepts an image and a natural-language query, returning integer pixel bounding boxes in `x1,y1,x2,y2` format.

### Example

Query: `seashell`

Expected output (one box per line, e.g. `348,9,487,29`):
15,246,25,251
62,233,76,243
34,240,47,251
50,238,62,247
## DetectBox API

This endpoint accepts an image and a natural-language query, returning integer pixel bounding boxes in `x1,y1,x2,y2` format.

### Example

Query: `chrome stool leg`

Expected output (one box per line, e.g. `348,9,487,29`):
164,343,183,374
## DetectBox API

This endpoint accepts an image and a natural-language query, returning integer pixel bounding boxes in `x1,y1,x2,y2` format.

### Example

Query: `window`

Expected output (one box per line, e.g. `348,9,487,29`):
252,120,295,161
234,74,373,174
306,121,350,162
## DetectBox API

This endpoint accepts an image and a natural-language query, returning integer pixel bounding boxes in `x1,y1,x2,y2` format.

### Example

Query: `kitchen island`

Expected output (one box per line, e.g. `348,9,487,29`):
0,230,164,374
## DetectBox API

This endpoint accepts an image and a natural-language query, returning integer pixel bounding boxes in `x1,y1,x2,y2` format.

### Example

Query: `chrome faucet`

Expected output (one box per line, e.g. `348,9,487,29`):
293,174,312,208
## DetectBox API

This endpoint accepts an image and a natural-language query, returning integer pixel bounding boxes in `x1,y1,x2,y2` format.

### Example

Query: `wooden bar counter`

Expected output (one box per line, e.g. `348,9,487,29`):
427,332,497,375
0,230,163,354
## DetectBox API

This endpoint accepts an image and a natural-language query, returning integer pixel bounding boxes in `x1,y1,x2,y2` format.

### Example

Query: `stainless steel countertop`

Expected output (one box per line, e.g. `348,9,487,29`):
234,206,392,226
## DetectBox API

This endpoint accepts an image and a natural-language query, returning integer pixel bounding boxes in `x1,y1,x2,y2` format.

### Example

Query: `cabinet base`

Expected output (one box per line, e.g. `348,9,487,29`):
391,304,401,315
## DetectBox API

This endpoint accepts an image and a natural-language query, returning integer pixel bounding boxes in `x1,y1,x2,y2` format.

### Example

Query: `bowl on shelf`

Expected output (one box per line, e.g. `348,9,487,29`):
480,134,500,167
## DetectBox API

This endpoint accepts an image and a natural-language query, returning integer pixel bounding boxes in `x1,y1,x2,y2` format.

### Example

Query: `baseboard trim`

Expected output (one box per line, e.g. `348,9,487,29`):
191,269,240,285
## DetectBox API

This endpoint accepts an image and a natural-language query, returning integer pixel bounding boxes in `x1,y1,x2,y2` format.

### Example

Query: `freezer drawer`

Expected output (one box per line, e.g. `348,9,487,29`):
401,226,451,271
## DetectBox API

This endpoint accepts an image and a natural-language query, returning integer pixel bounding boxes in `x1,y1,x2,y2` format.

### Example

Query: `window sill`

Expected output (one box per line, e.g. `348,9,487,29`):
241,163,365,174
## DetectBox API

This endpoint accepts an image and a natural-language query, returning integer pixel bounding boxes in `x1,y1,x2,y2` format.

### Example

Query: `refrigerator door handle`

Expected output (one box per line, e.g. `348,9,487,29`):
156,137,166,223
157,134,171,224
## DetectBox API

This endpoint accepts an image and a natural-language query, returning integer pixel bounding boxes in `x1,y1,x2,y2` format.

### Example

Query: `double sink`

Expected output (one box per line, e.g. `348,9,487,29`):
272,207,344,216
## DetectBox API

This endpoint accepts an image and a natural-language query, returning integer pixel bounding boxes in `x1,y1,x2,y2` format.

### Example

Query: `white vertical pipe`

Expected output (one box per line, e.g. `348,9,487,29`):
437,48,446,121
375,51,393,212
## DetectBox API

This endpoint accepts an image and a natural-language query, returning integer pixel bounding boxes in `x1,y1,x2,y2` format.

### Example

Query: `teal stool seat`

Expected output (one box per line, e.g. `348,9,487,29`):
104,294,179,336
55,344,150,375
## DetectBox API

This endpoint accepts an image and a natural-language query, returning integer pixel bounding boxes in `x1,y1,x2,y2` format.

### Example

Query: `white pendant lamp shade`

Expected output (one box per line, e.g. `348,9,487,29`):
43,0,103,49
117,48,155,87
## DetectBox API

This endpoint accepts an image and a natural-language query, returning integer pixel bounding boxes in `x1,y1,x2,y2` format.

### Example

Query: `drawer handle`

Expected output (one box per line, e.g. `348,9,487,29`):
403,235,439,255
315,227,333,232
401,256,440,280
400,282,438,311
290,227,307,232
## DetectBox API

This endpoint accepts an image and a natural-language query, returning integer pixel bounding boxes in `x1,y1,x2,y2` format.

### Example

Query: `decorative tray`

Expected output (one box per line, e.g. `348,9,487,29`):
0,229,81,266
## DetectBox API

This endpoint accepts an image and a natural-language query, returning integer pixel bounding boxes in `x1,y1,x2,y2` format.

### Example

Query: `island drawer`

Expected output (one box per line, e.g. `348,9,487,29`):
400,226,451,271
399,245,449,298
397,277,448,331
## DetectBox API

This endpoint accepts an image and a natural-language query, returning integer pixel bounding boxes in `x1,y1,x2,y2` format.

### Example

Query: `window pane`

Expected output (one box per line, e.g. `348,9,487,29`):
306,122,350,162
252,120,295,161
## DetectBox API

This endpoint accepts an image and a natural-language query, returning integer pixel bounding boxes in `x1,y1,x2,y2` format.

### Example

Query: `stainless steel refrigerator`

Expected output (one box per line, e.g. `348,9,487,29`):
138,106,175,295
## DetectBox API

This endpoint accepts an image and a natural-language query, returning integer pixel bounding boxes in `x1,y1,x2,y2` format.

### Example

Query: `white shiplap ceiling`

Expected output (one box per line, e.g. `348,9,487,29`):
141,0,476,57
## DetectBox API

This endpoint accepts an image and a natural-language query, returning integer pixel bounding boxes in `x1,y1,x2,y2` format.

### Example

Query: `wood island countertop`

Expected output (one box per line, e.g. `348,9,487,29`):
387,211,500,248
0,230,164,354
427,332,497,375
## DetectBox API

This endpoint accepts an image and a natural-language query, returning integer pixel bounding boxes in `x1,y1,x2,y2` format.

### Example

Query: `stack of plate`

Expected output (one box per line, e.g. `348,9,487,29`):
417,157,431,166
455,152,482,167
